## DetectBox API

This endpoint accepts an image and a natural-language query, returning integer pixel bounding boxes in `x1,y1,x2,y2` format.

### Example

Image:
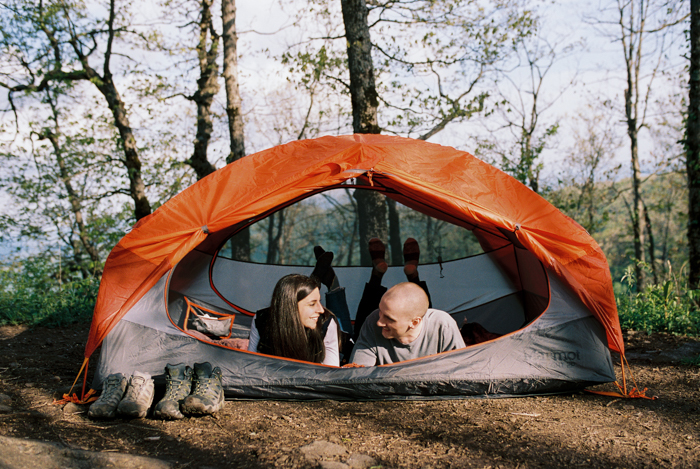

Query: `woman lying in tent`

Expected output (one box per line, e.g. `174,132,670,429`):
247,272,343,366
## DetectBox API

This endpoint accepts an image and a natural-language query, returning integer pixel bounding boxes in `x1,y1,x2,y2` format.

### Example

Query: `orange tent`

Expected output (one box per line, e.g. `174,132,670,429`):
87,134,623,358
70,134,640,401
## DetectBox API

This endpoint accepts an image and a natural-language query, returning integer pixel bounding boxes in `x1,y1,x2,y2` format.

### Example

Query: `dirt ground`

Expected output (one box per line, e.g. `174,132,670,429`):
0,323,699,468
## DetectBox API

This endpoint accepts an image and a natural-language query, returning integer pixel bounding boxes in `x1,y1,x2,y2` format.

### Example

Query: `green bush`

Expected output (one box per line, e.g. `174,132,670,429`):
616,264,700,336
681,356,700,367
0,257,99,327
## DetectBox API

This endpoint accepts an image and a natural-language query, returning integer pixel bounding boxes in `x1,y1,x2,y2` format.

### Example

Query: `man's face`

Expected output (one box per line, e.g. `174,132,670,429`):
376,297,415,340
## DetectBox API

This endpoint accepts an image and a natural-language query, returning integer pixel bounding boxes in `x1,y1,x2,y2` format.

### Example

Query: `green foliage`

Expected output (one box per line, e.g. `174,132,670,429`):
549,170,689,288
616,264,700,336
681,356,700,367
0,257,98,327
499,123,559,192
221,188,484,266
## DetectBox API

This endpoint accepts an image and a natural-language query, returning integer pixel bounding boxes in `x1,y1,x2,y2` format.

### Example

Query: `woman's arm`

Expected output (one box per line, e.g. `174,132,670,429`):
321,319,340,366
247,315,260,352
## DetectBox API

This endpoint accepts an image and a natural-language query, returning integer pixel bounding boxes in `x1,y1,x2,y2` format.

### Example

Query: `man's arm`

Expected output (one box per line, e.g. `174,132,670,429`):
439,312,466,351
348,313,379,366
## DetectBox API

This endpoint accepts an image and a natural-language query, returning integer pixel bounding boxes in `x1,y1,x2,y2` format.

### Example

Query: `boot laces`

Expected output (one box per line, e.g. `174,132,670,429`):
163,376,190,400
124,375,146,399
100,376,124,406
193,370,220,399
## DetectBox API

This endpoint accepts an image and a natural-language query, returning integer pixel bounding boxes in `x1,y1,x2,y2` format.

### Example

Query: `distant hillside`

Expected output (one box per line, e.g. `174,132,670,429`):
545,171,688,287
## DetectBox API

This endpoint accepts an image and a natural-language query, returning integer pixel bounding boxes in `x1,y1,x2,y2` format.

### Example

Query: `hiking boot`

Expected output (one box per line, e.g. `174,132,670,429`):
153,364,193,420
116,371,154,418
181,362,224,415
88,373,127,419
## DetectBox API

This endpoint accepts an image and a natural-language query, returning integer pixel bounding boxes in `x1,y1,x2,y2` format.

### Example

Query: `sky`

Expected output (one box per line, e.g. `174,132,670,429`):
230,0,687,179
0,0,690,261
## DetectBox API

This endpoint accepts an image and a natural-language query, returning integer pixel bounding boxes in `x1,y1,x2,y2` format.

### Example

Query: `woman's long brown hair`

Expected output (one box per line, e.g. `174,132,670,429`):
257,274,332,363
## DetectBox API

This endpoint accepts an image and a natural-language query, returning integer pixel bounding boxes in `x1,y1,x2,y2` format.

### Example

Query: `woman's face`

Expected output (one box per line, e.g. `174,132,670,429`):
297,287,324,329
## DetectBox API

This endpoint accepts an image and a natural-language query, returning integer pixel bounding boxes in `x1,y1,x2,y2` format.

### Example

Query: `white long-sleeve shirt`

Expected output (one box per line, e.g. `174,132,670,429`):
247,316,340,366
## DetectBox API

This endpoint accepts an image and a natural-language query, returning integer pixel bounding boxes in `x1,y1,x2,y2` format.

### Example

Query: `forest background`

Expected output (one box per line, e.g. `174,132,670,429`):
0,0,697,339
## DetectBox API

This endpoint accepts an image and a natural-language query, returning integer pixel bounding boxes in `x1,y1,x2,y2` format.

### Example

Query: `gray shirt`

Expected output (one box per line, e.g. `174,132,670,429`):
350,308,466,366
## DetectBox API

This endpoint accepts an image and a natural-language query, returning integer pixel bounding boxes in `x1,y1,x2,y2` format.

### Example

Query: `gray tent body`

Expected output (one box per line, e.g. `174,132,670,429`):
94,241,615,400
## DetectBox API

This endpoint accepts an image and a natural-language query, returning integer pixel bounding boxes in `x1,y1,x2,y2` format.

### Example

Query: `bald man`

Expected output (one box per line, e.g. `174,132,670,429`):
349,282,466,366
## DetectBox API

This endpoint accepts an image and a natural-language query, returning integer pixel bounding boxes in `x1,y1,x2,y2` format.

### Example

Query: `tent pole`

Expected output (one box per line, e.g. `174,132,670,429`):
81,358,90,401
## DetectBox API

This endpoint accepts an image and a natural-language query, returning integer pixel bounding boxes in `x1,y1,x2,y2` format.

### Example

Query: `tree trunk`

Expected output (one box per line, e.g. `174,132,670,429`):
39,89,103,277
625,109,646,291
266,210,285,264
354,189,388,266
221,0,250,261
341,0,387,266
620,0,646,289
387,199,402,265
521,130,539,193
628,108,646,289
70,237,89,279
69,0,151,221
643,201,658,284
222,0,246,165
345,188,359,266
689,0,700,290
188,0,218,180
340,0,380,134
92,75,151,221
425,215,434,258
42,129,102,276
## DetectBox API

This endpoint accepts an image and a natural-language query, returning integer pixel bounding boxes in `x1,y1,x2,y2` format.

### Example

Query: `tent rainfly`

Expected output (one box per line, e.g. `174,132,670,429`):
85,134,623,400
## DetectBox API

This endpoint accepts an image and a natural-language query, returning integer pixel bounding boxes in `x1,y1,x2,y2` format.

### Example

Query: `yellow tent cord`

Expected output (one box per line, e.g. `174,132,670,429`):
52,357,98,405
586,354,657,400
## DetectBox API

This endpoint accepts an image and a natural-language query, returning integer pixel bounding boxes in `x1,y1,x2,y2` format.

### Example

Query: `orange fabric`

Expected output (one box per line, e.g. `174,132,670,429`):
586,389,655,399
53,388,98,406
586,355,657,400
52,358,98,405
85,135,624,357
